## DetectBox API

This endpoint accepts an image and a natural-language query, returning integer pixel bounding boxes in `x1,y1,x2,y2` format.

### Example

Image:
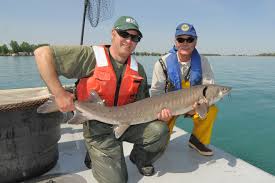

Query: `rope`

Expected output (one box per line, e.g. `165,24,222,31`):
0,85,75,112
0,97,49,112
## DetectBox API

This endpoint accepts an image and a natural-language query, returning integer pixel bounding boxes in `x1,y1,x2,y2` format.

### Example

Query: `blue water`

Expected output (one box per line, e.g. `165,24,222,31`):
0,55,275,175
0,56,76,89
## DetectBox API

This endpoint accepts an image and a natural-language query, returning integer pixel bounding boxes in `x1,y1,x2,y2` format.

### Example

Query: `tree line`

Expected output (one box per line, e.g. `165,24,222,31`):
0,41,48,56
1,41,274,56
133,51,165,56
256,53,275,56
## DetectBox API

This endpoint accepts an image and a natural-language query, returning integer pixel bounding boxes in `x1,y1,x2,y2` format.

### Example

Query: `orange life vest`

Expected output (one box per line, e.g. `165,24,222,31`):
76,45,143,106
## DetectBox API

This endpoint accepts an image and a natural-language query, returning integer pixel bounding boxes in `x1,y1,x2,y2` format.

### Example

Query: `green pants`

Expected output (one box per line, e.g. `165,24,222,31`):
83,120,169,183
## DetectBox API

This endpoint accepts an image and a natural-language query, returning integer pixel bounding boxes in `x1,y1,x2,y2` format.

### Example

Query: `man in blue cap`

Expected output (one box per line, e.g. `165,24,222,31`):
151,22,218,156
34,16,169,183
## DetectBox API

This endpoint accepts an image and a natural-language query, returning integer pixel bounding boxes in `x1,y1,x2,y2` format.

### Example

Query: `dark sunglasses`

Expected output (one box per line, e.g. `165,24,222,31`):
176,37,195,43
115,29,142,43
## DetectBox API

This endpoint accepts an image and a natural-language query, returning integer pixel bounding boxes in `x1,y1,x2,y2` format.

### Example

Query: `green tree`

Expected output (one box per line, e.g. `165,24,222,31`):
0,44,9,55
20,41,32,53
10,40,21,53
2,44,9,54
0,45,3,55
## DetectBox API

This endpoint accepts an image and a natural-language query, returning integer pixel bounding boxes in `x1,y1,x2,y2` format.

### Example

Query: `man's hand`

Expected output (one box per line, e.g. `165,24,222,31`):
185,98,209,119
157,108,173,122
54,89,75,112
184,102,201,118
34,46,75,112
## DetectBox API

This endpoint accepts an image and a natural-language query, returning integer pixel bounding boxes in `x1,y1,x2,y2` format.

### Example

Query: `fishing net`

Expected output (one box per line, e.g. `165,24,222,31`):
86,0,114,28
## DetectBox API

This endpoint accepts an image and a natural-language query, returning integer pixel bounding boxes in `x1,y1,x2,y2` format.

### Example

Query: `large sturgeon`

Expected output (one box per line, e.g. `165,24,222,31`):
37,84,231,138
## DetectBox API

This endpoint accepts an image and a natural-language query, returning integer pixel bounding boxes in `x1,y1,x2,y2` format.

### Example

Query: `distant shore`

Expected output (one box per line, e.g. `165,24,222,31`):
1,52,275,57
0,52,34,56
0,41,47,57
1,40,274,57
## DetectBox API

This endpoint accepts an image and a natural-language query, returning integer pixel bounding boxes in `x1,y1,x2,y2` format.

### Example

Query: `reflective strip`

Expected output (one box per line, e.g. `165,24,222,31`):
130,55,138,71
92,46,108,67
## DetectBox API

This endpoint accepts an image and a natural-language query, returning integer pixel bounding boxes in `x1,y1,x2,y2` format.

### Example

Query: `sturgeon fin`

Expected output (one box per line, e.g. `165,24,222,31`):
67,111,88,124
113,125,130,139
194,102,208,119
89,90,105,105
37,95,59,113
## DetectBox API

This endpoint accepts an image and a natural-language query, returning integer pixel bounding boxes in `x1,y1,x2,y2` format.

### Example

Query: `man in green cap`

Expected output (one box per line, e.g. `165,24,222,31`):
34,16,169,183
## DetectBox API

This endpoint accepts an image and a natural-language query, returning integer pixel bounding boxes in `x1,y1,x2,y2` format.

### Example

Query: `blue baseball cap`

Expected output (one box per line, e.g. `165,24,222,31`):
175,23,197,37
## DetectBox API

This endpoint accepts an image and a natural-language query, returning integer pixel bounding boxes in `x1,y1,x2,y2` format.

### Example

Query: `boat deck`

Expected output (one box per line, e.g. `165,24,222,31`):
29,123,274,183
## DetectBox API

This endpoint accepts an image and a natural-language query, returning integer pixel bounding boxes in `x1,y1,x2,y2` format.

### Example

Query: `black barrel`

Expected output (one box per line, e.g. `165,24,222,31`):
0,106,63,183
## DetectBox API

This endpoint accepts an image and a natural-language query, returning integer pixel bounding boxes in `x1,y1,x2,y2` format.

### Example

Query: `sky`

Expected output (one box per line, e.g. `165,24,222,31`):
1,0,275,55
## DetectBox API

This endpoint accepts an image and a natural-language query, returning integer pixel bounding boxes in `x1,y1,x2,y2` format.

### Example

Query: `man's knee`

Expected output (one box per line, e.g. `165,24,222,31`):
153,121,169,136
147,121,169,143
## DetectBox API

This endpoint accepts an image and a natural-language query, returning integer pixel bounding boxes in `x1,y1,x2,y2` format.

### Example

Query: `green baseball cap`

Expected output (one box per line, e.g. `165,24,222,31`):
113,16,142,37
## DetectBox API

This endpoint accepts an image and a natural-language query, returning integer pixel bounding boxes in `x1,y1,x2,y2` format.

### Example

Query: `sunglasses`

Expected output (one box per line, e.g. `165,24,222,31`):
176,37,195,43
115,29,142,43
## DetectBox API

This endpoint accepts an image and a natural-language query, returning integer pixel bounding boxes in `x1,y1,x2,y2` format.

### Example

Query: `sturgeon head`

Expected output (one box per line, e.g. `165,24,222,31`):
202,84,231,105
182,84,231,119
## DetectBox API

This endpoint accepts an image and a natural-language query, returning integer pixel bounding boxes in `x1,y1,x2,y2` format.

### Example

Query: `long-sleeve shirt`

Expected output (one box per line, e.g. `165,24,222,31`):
150,53,215,97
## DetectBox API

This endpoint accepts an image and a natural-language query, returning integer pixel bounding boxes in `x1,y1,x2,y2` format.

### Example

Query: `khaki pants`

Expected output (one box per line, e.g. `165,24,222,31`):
83,120,169,183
